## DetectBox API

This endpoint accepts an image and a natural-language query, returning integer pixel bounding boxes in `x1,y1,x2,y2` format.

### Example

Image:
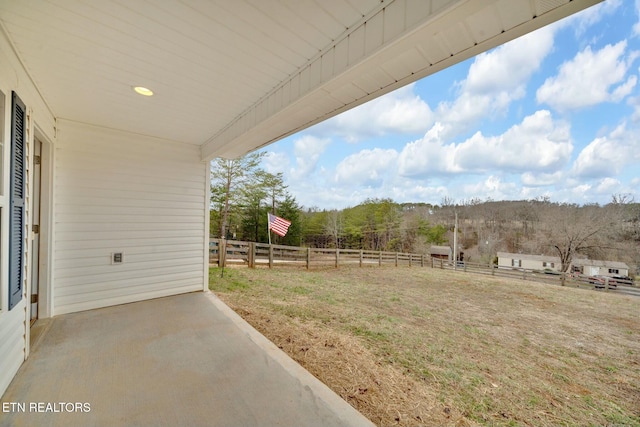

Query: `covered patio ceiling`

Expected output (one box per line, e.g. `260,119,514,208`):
0,0,601,160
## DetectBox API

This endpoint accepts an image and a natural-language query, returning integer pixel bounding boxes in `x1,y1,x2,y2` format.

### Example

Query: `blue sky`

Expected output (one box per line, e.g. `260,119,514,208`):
260,0,640,210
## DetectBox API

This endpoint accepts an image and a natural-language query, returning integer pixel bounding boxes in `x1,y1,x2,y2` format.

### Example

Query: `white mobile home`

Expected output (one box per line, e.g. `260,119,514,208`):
0,0,601,407
497,252,562,272
571,259,630,277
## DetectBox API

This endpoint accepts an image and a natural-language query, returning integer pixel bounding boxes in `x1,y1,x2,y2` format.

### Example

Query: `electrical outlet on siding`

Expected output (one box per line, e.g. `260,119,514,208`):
111,252,124,265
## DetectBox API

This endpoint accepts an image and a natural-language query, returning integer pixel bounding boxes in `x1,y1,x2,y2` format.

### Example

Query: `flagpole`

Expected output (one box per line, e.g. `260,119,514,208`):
267,213,272,245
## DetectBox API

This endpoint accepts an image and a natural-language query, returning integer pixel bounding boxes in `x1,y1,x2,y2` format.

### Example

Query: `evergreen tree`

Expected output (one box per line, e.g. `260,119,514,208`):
276,194,302,246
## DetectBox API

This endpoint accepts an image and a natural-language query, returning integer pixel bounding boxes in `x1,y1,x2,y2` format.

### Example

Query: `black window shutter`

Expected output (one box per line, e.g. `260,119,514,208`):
9,92,25,310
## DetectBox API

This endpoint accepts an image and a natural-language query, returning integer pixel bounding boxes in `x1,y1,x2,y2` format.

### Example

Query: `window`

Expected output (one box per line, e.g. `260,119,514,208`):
608,268,619,274
543,262,555,268
511,259,521,267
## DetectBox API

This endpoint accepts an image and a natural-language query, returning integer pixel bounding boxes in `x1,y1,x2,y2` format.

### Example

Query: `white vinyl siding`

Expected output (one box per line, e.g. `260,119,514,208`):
1,30,57,398
0,91,30,400
497,252,562,272
53,121,206,315
0,302,25,395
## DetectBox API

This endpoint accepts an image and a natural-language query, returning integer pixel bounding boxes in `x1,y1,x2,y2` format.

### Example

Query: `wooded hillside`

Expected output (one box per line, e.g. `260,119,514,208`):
210,158,639,275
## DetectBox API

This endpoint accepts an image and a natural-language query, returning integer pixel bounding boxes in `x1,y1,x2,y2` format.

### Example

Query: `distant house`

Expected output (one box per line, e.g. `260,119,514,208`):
571,259,630,277
497,252,562,272
430,246,452,261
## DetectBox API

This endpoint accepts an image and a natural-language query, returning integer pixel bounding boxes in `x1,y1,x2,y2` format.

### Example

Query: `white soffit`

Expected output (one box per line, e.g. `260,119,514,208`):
203,0,603,159
0,0,602,160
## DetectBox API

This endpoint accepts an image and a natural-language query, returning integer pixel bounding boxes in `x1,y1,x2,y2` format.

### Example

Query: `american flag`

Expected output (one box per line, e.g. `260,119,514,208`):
268,213,291,237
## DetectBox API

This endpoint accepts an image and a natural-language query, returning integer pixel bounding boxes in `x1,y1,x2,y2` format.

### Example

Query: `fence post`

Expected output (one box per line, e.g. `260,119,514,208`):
219,239,226,267
409,253,412,267
335,248,339,268
561,272,565,286
268,244,274,269
440,258,443,269
605,277,610,291
421,254,424,267
491,264,495,276
395,252,398,267
209,239,216,265
523,270,527,280
379,251,382,266
359,250,363,268
306,247,311,270
248,242,255,268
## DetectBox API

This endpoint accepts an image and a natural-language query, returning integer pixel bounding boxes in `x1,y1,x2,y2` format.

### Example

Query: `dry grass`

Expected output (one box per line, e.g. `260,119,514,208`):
210,265,640,427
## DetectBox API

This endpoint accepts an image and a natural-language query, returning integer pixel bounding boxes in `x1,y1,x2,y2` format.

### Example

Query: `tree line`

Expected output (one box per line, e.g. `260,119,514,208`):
211,155,639,275
210,152,301,246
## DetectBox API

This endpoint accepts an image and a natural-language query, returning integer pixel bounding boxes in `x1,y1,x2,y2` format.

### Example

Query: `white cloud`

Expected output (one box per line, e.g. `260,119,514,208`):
312,84,433,142
634,0,640,36
397,123,458,177
521,171,565,187
536,41,639,111
595,177,622,194
612,75,638,101
571,184,593,201
398,110,572,177
388,182,450,204
462,176,518,201
334,148,399,186
262,151,290,174
291,135,331,179
465,27,554,95
628,89,640,121
568,0,621,37
436,26,555,137
456,110,572,172
269,3,640,210
572,122,640,178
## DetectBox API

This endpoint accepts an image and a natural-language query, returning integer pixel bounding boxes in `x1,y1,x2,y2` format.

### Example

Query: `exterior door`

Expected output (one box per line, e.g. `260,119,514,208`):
30,138,42,324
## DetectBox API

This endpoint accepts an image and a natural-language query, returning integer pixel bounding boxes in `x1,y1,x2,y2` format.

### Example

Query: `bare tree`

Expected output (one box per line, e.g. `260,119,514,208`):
611,193,634,204
211,152,265,239
324,210,343,248
539,204,616,272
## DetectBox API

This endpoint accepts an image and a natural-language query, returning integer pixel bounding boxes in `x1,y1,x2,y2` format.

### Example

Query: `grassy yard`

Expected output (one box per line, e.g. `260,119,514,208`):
209,266,640,427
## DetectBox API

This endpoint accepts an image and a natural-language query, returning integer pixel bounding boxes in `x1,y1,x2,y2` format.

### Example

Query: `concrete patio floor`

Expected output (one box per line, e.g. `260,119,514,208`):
0,291,374,427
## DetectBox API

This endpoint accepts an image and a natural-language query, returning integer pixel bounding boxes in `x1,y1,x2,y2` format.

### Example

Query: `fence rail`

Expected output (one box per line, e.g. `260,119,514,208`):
210,238,427,269
209,238,636,296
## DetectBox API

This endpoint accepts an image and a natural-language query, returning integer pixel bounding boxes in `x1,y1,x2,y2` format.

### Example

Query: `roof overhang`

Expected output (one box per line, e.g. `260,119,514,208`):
0,0,602,160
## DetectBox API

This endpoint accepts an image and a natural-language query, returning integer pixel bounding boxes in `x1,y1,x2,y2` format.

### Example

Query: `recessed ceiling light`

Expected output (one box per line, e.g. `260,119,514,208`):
133,86,154,96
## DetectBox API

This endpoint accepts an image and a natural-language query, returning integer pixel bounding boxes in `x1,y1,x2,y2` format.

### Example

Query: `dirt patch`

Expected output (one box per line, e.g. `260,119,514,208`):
231,304,465,426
